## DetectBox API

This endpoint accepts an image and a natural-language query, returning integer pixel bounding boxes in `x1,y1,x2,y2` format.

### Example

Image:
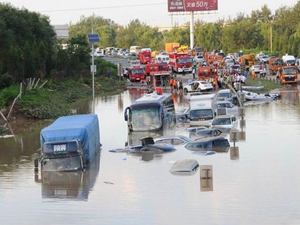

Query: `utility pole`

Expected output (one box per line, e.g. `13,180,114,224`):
270,22,273,52
190,11,195,49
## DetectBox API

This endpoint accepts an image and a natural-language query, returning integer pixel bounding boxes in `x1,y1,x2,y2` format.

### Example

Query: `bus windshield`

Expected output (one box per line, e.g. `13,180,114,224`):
131,105,162,131
190,109,214,121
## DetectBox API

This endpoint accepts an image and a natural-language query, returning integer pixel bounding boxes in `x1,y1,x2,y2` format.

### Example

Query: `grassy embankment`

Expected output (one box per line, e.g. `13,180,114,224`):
245,75,282,93
0,58,126,120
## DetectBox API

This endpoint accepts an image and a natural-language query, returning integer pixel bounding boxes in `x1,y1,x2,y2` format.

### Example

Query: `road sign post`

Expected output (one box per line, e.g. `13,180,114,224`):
87,34,100,114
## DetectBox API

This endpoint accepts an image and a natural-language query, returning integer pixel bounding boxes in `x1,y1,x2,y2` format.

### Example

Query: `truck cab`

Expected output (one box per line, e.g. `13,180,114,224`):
138,50,152,64
128,66,146,82
279,66,298,85
36,114,101,172
169,53,192,73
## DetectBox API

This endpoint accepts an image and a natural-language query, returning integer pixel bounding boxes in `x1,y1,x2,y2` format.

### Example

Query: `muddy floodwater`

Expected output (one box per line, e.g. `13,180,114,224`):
0,86,300,225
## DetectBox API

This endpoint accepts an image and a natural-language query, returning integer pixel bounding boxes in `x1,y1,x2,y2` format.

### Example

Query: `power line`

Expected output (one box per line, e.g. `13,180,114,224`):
40,2,166,13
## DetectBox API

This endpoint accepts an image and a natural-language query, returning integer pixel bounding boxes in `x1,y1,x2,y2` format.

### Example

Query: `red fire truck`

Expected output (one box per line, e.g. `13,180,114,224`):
169,53,192,73
138,50,152,64
127,66,146,82
145,62,170,87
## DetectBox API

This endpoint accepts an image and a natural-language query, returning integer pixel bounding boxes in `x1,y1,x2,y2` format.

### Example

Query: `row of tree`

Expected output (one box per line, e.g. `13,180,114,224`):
0,3,94,88
69,2,300,57
1,2,300,88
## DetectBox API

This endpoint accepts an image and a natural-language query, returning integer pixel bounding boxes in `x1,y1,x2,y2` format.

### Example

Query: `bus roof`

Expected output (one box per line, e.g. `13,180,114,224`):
135,93,171,103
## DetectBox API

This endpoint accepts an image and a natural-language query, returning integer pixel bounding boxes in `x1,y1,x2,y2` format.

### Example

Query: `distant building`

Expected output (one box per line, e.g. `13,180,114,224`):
52,24,69,39
153,25,188,32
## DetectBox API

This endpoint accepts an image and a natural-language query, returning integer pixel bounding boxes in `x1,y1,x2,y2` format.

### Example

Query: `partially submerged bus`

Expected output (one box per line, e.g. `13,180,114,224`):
124,92,176,132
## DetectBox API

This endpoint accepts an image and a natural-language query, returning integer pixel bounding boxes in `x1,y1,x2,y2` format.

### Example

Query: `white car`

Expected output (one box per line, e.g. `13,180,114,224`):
94,51,104,58
214,100,238,116
194,55,205,64
183,81,213,93
214,89,234,101
249,65,262,74
211,115,238,130
259,55,270,63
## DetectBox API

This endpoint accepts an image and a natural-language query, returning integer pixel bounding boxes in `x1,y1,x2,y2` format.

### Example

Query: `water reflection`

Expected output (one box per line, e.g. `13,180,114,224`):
35,150,101,201
0,119,49,172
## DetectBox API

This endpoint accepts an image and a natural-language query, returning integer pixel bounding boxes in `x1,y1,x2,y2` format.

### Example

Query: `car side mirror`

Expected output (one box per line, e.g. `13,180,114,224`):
124,107,130,121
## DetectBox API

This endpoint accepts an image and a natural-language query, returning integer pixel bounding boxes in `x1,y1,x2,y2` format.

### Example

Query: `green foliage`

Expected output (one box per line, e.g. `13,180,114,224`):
95,58,117,76
69,15,117,47
0,3,56,81
163,26,190,46
0,84,19,107
17,79,92,119
0,73,14,89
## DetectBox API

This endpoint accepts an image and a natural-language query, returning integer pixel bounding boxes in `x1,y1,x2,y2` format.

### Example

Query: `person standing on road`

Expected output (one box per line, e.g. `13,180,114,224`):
252,70,256,80
192,66,196,79
182,66,186,76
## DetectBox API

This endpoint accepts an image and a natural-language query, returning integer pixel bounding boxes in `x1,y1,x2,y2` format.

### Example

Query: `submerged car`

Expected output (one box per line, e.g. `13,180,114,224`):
211,115,238,130
175,107,189,122
184,136,230,152
214,100,238,116
214,89,235,101
186,127,222,138
154,135,193,145
183,81,213,93
109,137,175,153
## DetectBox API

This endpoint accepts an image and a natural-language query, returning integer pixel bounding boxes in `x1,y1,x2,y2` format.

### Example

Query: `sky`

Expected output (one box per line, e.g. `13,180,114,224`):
2,0,299,27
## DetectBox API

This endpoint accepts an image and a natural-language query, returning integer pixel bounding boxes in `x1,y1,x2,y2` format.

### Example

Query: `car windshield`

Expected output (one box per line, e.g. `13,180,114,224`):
190,109,213,120
212,117,231,125
131,106,162,131
218,92,230,98
282,68,297,75
286,60,295,65
178,58,192,63
42,156,82,172
132,69,144,74
213,139,230,147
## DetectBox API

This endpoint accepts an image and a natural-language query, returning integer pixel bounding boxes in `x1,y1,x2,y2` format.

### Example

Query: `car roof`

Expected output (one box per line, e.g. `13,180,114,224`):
217,89,230,93
215,100,233,104
213,115,233,119
188,136,227,143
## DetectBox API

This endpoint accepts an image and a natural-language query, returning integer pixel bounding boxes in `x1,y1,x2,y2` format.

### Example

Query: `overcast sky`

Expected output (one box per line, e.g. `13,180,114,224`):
3,0,299,26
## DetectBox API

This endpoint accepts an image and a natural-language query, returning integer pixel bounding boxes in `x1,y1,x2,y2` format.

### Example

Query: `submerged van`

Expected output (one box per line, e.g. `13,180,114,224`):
189,94,216,127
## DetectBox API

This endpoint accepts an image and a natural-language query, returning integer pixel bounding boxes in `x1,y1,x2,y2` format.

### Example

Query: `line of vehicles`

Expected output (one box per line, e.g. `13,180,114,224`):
117,43,299,87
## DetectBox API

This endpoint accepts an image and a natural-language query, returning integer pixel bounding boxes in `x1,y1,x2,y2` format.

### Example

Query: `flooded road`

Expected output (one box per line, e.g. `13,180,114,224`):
0,86,300,224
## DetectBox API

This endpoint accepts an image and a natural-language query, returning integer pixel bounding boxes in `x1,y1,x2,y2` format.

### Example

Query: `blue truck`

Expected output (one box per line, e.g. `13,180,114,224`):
35,114,101,172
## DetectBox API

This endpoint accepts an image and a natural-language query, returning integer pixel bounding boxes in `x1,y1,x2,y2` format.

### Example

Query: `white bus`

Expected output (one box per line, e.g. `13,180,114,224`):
124,92,176,132
130,46,142,54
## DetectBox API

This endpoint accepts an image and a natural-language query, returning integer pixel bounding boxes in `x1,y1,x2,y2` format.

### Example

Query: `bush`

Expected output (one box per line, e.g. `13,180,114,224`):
0,85,19,107
95,58,117,77
0,73,15,89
